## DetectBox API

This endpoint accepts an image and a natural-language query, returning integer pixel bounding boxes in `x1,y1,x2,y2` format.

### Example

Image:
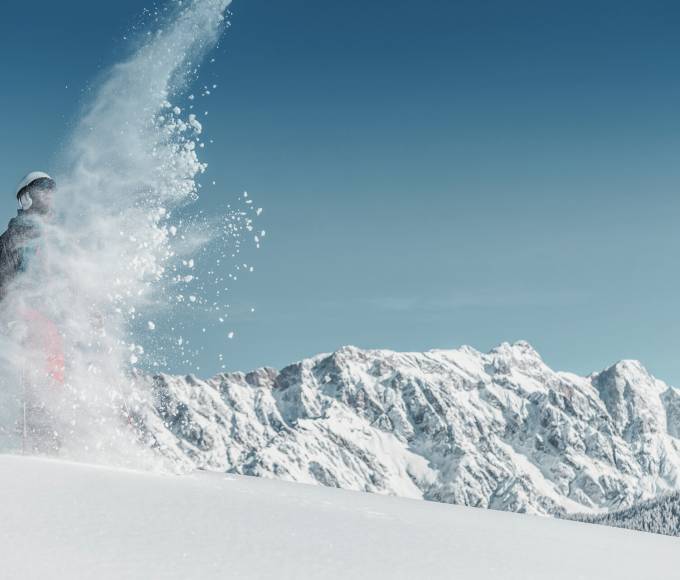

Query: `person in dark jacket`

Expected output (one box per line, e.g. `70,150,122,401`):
0,171,56,302
1,172,63,453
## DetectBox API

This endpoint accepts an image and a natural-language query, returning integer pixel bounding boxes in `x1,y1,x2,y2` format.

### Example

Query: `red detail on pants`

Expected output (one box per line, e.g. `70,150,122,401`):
23,308,65,384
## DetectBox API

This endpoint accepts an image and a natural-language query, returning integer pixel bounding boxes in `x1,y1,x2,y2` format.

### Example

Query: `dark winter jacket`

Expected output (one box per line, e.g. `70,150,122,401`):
0,211,43,302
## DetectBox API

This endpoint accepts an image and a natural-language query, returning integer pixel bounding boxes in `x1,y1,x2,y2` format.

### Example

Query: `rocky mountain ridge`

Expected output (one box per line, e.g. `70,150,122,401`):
135,341,680,515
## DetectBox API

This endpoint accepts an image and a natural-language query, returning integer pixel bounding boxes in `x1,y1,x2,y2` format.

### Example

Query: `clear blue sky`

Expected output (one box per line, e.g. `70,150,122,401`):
2,1,680,382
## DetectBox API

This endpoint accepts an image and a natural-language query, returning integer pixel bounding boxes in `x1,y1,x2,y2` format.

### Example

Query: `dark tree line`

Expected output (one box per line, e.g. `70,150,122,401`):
568,493,680,537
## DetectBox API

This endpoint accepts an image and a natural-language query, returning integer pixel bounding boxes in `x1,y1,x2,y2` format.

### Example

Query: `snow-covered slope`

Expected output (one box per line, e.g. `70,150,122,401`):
132,341,680,515
1,455,678,580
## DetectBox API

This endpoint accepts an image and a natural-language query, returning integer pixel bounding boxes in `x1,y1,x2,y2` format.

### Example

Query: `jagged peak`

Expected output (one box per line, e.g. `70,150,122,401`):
609,359,647,374
592,359,667,406
594,359,654,383
334,345,363,357
244,367,279,387
457,344,483,356
488,340,543,362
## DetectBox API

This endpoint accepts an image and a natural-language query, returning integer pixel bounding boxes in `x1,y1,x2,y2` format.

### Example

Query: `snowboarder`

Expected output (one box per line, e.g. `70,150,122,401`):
0,172,64,453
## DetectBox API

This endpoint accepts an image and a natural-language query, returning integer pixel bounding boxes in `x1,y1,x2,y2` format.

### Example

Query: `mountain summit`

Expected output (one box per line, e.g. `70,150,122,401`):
137,342,680,515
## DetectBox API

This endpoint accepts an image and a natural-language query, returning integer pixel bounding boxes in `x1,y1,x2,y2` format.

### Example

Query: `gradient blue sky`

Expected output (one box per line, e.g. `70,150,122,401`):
2,1,680,381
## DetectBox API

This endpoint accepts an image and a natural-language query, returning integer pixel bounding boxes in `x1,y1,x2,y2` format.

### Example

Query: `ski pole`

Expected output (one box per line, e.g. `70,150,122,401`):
21,367,26,455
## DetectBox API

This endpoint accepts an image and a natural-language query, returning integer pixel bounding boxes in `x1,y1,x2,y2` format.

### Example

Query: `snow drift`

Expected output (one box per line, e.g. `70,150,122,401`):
1,455,678,580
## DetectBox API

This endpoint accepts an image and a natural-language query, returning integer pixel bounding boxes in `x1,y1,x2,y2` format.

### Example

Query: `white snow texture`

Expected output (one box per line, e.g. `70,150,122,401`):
1,455,677,580
132,341,680,516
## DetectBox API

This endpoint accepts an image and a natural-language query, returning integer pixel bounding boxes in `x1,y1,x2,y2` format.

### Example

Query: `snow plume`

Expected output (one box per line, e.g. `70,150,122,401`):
0,0,242,469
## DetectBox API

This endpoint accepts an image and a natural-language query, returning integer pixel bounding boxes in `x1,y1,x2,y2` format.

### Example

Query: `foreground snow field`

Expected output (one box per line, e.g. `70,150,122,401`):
0,456,677,579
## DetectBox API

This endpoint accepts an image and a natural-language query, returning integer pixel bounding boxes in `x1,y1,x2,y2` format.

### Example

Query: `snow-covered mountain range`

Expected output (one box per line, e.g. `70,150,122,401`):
135,341,680,515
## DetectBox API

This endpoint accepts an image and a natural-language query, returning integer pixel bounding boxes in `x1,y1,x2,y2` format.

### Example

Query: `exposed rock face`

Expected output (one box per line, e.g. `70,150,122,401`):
134,341,680,515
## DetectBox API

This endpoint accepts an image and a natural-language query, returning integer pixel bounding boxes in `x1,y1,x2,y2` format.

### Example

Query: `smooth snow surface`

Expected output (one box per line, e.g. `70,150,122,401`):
0,456,677,580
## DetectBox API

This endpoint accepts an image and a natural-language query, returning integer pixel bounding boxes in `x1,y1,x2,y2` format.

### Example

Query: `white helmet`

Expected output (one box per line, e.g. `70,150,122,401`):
16,171,55,211
16,171,53,197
